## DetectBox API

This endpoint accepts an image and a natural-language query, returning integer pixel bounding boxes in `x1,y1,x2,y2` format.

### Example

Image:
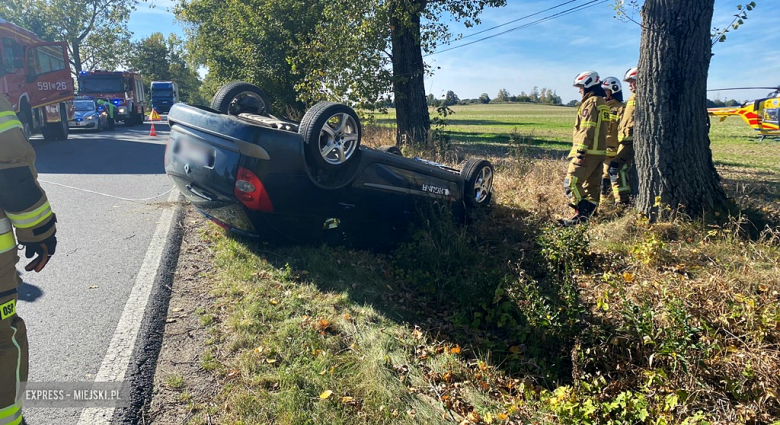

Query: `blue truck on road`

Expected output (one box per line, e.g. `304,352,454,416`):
150,81,179,114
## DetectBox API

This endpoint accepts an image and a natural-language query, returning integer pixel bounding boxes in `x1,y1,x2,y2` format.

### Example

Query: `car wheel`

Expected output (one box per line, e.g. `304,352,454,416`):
378,145,402,156
42,107,69,141
299,102,361,169
18,107,33,139
211,82,271,116
461,159,494,208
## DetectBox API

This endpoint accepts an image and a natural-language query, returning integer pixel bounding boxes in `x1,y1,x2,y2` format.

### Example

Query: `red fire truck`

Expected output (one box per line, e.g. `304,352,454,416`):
77,70,147,126
0,18,75,140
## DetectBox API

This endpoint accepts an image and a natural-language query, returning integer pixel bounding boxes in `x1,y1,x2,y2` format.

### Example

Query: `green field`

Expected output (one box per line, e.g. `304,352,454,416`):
373,103,780,172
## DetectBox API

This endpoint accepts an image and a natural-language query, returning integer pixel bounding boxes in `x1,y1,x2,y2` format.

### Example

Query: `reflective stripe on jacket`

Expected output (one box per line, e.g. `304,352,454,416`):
97,100,115,118
0,111,22,134
0,95,57,244
618,93,635,143
570,92,610,158
0,216,14,255
0,399,23,425
605,98,625,157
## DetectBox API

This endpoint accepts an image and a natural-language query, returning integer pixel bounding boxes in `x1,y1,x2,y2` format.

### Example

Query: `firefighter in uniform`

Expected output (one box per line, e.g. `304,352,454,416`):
96,98,116,131
609,67,637,205
0,94,58,424
599,77,626,199
561,71,610,226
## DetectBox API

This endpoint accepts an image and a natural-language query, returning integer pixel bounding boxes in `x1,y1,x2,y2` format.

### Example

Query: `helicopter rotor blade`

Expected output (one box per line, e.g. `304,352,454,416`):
707,86,780,91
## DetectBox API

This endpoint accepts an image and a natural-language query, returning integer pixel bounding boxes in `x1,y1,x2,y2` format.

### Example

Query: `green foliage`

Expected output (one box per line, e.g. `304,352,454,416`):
443,90,460,106
392,204,502,306
545,386,652,424
0,0,136,74
495,88,511,102
711,2,757,45
491,87,561,105
429,103,454,154
478,93,491,104
177,0,323,114
177,0,506,148
426,93,440,107
538,224,590,275
127,32,203,104
631,232,668,265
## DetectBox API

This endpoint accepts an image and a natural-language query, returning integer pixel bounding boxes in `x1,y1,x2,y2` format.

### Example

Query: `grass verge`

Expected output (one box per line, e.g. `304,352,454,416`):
156,104,780,424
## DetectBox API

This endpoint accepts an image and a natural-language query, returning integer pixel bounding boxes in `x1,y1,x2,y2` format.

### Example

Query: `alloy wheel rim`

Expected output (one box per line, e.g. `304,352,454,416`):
319,113,359,165
473,167,493,203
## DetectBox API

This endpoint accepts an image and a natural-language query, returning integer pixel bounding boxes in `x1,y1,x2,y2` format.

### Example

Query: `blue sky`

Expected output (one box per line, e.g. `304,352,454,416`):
129,0,780,104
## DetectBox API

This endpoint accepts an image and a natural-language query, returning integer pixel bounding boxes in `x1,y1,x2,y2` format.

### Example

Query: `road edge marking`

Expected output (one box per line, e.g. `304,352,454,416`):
77,189,180,425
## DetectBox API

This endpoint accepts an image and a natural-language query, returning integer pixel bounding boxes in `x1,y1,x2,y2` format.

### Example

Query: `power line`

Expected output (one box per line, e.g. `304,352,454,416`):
427,0,609,57
460,0,585,41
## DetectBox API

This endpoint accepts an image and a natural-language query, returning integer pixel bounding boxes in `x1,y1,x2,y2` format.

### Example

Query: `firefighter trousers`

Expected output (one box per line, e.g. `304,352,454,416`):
564,153,604,207
0,229,27,425
608,142,634,204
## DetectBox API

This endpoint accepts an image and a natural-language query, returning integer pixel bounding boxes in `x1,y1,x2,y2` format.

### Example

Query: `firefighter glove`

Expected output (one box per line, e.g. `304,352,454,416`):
24,233,57,273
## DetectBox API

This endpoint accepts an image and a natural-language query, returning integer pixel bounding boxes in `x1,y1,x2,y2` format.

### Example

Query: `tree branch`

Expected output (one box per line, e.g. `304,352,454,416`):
78,0,102,42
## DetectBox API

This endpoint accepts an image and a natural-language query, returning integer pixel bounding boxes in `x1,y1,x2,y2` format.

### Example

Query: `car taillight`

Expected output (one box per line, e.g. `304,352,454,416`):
234,166,273,212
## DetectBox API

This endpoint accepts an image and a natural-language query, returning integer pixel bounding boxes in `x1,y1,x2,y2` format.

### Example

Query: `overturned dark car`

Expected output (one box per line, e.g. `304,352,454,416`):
164,82,495,244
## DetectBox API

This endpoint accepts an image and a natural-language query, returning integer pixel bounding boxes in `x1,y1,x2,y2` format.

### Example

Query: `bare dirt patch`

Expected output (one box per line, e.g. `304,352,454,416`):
145,208,219,424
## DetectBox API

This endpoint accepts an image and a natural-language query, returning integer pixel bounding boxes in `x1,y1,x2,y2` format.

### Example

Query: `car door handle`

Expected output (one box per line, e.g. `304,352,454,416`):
186,184,214,201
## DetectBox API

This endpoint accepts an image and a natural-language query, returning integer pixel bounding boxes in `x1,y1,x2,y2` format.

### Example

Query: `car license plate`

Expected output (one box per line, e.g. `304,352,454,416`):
178,138,213,167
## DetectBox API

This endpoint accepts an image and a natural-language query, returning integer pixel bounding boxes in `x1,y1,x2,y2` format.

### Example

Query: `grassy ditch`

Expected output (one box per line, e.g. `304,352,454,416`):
168,107,780,424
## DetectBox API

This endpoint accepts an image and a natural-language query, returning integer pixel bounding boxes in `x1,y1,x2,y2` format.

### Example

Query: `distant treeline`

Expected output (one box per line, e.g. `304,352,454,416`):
707,99,743,107
377,92,747,109
416,87,564,107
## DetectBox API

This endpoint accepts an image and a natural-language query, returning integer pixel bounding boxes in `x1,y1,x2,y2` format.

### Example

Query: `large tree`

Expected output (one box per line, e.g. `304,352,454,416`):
177,0,324,114
0,0,136,75
634,0,731,219
177,0,504,145
295,0,506,147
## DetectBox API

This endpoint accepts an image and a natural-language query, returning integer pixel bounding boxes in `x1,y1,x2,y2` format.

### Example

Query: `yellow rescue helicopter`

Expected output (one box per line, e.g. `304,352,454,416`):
707,86,780,141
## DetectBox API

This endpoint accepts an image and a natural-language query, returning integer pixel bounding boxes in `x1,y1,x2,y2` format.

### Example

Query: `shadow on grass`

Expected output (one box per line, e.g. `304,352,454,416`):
233,202,588,387
715,160,780,172
374,118,533,127
451,136,570,159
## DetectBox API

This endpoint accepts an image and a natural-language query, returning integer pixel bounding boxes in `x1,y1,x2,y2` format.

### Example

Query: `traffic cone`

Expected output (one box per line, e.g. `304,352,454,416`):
149,123,157,137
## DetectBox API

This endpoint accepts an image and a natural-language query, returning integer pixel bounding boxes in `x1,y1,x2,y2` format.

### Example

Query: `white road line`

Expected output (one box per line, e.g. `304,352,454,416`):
77,189,179,425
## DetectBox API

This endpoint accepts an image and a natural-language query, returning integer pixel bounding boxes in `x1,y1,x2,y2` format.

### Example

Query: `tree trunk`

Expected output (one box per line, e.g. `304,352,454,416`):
72,41,83,74
389,0,431,148
635,0,730,220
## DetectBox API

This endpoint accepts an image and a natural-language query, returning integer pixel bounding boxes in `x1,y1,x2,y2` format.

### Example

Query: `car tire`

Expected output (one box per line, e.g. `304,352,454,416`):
378,145,402,156
42,106,69,141
211,82,271,116
461,158,494,208
18,106,33,139
299,102,361,170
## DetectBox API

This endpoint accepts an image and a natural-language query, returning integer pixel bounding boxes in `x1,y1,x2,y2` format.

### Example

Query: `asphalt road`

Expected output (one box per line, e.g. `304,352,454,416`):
18,121,176,424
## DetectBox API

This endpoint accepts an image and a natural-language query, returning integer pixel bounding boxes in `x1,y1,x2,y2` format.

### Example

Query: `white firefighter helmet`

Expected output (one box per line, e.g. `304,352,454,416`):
624,67,638,82
601,77,622,94
573,70,600,88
